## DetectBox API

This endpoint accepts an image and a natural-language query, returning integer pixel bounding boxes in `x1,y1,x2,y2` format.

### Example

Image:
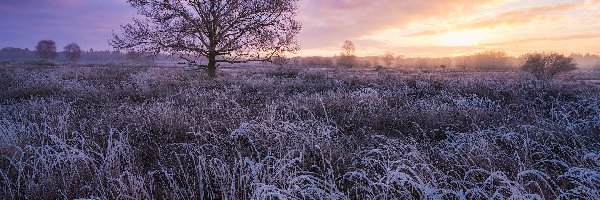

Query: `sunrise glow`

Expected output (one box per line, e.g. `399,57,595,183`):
439,30,489,46
297,0,600,57
1,0,600,57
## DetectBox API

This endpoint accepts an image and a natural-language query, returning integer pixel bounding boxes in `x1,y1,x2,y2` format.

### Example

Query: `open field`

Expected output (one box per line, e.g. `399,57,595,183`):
1,64,599,199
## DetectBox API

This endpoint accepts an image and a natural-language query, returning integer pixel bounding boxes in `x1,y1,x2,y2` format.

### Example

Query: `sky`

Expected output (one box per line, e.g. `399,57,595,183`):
1,0,599,57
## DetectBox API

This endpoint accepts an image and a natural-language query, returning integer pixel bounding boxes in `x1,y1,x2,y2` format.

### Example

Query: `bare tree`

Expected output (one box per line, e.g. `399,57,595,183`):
36,40,57,60
341,41,355,56
111,0,301,77
522,53,577,80
338,40,356,67
64,43,81,63
383,51,394,67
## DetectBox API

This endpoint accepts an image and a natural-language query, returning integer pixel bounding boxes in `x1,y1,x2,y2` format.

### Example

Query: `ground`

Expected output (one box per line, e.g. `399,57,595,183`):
1,64,599,199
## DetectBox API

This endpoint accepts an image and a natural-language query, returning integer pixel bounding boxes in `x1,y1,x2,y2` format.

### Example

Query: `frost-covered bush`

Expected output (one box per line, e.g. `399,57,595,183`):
0,65,599,199
522,53,577,80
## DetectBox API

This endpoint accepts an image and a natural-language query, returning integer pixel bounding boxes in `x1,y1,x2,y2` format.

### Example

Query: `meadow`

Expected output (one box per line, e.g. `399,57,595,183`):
0,64,599,199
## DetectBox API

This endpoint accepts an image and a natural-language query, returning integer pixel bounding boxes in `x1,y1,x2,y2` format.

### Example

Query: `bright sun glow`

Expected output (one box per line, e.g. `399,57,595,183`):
439,30,489,46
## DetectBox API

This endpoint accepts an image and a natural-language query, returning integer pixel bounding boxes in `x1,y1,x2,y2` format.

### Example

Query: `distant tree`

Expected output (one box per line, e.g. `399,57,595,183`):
64,43,82,62
36,40,58,60
271,56,289,66
341,40,355,57
0,47,36,60
383,51,394,67
299,56,333,67
395,55,405,67
126,50,154,64
472,51,509,70
338,40,356,67
111,0,302,77
416,58,429,69
126,50,143,61
522,53,577,80
456,56,472,70
569,53,600,69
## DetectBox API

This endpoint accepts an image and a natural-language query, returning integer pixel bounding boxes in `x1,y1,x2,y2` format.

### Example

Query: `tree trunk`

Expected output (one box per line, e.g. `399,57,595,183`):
207,52,217,78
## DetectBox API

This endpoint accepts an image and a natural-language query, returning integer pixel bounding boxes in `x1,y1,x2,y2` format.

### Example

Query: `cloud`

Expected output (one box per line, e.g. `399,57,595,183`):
588,0,600,4
405,2,580,37
459,3,578,29
298,0,506,48
484,32,600,46
0,0,135,50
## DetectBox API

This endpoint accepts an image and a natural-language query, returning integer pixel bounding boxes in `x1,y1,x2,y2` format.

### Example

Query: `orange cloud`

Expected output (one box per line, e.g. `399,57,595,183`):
406,2,580,37
299,0,504,48
588,0,600,4
296,0,600,57
458,3,579,29
485,32,600,46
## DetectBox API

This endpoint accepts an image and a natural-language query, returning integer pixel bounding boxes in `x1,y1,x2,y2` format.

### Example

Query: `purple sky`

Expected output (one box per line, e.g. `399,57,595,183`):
0,0,135,51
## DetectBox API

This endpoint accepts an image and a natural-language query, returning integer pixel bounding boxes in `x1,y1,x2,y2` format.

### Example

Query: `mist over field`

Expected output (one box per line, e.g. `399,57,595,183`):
1,0,600,199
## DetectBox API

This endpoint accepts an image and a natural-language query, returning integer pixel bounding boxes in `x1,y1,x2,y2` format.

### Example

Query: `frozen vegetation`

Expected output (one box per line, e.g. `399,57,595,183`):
0,64,599,199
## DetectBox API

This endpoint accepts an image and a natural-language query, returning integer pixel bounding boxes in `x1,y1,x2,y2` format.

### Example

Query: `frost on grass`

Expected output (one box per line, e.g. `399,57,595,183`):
0,66,599,199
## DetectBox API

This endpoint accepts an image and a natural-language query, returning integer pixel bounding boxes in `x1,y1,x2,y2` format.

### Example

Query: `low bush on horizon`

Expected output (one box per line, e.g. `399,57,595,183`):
522,53,578,81
0,65,599,199
22,60,58,67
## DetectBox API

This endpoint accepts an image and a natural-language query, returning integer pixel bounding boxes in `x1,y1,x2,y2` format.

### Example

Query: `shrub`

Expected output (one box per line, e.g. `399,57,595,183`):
522,53,577,80
338,55,356,68
267,67,300,78
297,56,334,67
271,56,289,66
126,51,155,65
23,60,57,67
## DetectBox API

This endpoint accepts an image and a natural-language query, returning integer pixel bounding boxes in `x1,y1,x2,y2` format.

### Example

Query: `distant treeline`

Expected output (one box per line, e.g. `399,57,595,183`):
2,46,599,70
293,51,600,70
0,47,171,64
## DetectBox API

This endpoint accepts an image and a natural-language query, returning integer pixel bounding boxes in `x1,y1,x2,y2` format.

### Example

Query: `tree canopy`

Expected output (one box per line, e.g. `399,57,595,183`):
36,40,57,60
111,0,302,77
64,43,82,62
